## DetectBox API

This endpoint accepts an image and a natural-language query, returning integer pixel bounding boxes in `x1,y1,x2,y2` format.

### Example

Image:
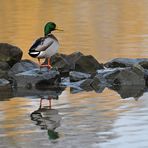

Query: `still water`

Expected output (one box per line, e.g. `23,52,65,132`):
0,0,148,148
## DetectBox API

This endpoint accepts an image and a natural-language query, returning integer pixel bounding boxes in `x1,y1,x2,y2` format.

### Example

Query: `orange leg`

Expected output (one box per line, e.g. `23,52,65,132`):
39,58,52,69
48,58,52,69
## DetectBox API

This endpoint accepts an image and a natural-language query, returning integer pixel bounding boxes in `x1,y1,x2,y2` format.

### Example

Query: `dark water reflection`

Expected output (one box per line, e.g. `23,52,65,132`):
0,86,148,147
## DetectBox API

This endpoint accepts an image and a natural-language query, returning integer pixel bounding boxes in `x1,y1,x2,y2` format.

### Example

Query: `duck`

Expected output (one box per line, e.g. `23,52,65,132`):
28,22,63,68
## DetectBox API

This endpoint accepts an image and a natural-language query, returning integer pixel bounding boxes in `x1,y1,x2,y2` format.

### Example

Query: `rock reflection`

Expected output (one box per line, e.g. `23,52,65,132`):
0,86,13,101
30,96,61,140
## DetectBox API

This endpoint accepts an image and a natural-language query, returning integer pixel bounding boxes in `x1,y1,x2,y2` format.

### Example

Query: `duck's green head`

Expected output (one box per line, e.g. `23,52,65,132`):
44,22,63,36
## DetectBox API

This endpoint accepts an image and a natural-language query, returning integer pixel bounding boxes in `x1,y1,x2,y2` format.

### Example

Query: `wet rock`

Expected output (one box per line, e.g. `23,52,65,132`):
111,85,145,99
139,60,148,69
107,65,145,87
0,43,23,67
75,55,104,73
50,53,72,76
97,68,122,85
0,78,10,86
143,69,148,87
8,59,39,75
91,75,106,93
104,58,148,68
46,52,83,76
46,52,103,75
0,69,8,79
70,71,91,82
11,68,61,88
0,62,10,71
79,79,94,91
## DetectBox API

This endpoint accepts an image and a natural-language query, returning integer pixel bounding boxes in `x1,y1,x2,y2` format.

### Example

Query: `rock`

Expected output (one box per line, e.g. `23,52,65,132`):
0,62,10,71
79,79,94,91
143,69,148,87
91,75,106,93
0,43,23,67
112,85,145,99
104,58,148,68
74,55,104,73
106,65,145,87
45,52,84,76
0,69,8,79
8,59,39,75
67,52,84,65
11,68,61,88
70,71,91,82
97,68,122,85
50,53,72,75
139,60,148,69
0,79,10,86
46,52,103,75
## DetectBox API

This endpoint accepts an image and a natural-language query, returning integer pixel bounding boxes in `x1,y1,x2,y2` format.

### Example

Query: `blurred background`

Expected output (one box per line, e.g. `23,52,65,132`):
0,0,148,62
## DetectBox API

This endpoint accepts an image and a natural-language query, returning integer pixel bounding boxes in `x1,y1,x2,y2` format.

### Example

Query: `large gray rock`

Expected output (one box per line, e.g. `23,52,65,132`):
111,85,145,99
104,58,148,68
8,59,39,75
0,43,23,67
11,68,61,88
46,52,104,75
105,65,145,87
45,52,84,76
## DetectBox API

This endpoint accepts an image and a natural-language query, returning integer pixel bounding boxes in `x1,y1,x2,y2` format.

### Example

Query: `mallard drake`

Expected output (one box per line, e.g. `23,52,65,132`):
28,22,63,68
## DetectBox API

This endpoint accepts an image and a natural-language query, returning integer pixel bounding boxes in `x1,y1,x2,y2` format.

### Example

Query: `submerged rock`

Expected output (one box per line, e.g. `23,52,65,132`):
11,68,61,88
0,43,23,67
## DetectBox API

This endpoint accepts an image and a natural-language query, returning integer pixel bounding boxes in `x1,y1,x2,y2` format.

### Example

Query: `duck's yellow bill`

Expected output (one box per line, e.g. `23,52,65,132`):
55,28,64,31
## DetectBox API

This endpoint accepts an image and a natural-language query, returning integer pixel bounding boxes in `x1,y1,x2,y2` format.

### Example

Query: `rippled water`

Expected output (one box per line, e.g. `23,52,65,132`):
1,0,148,148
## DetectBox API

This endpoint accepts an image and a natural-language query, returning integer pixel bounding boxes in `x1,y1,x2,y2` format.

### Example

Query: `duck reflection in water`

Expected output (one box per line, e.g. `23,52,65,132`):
30,95,61,140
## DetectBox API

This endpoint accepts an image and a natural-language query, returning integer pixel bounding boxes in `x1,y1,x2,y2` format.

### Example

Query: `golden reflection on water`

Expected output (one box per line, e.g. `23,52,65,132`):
0,0,148,62
0,1,148,146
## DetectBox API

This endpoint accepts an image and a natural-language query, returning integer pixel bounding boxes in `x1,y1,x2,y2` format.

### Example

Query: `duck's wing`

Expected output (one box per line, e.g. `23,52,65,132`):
29,37,54,52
